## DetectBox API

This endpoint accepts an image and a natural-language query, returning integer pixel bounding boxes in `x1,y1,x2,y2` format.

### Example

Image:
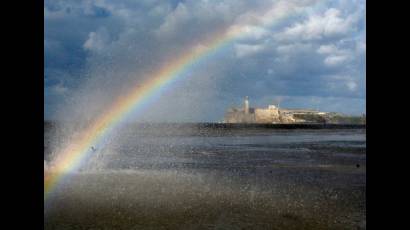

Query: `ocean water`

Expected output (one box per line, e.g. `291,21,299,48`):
44,124,366,230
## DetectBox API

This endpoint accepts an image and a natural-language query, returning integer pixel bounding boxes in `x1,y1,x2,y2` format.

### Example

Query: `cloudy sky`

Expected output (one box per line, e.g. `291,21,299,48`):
45,0,365,122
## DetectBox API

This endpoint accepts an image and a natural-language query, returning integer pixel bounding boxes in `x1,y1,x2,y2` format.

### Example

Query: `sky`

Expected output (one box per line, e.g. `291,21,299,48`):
44,0,366,122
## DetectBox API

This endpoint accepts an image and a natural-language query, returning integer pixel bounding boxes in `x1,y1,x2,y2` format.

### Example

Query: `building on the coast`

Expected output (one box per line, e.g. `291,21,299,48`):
224,97,329,124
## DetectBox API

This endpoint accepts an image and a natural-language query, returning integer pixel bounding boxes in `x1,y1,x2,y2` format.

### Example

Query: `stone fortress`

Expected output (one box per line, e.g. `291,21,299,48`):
224,97,330,124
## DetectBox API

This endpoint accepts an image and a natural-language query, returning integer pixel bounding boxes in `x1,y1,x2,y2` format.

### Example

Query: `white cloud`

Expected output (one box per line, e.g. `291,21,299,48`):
83,27,111,52
317,44,338,54
324,55,348,66
346,81,357,91
276,8,360,41
237,25,270,40
235,43,265,58
317,43,352,66
356,40,366,53
276,43,313,54
156,2,189,35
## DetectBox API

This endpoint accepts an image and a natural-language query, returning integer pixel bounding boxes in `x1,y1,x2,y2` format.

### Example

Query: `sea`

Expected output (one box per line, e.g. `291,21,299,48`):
44,123,366,230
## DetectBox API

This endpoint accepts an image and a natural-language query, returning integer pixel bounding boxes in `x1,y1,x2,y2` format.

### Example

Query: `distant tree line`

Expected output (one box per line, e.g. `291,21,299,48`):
293,113,366,124
325,114,366,124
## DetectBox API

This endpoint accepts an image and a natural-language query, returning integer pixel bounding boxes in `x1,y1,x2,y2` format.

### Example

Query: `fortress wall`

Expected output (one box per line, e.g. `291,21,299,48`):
224,111,255,123
254,108,280,123
279,113,296,123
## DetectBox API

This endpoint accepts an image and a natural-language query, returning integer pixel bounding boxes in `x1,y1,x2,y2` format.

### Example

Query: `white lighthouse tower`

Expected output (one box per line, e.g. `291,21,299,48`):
244,96,249,114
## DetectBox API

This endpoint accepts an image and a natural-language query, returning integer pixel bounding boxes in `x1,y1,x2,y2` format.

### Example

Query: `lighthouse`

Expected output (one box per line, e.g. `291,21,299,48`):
244,96,249,114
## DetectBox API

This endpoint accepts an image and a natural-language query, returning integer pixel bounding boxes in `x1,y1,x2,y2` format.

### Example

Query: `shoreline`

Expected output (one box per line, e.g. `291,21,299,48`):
45,121,365,129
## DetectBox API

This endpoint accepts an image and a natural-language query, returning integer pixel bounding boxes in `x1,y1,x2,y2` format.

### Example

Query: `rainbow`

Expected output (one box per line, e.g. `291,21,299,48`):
45,1,325,199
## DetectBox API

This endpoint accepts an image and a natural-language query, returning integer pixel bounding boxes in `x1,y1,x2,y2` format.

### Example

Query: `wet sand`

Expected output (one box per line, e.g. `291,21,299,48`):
45,127,365,230
45,168,365,230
